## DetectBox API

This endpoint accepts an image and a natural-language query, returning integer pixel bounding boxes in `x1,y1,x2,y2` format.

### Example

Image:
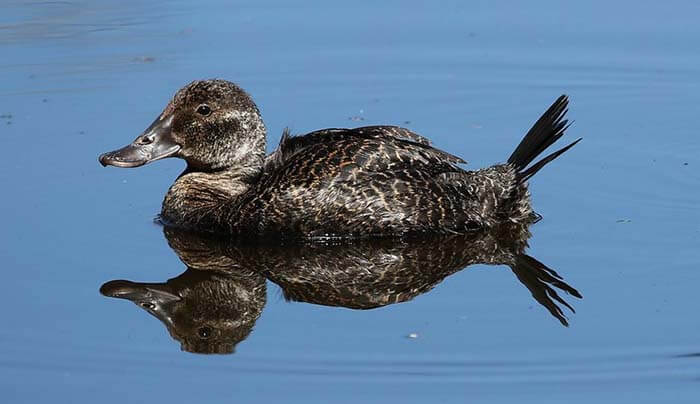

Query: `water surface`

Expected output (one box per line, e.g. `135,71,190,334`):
1,1,699,403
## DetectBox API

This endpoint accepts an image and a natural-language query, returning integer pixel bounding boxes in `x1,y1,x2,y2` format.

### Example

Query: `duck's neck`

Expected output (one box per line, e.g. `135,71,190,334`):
161,158,263,232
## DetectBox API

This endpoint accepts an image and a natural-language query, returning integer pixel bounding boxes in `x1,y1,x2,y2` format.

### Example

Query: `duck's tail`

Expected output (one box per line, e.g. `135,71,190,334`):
507,95,581,184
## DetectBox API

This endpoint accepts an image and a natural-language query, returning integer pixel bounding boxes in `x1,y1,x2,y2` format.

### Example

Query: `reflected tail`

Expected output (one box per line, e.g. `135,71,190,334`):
509,254,582,326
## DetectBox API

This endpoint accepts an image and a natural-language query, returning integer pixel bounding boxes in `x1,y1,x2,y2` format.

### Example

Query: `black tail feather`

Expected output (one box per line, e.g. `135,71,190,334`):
518,138,582,183
507,95,580,183
510,254,582,327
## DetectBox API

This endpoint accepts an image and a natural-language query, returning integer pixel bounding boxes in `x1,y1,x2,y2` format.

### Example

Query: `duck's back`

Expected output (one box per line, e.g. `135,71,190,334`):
227,126,524,237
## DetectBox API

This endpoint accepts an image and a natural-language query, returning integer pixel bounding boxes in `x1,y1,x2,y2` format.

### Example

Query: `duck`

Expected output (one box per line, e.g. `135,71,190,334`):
99,79,580,238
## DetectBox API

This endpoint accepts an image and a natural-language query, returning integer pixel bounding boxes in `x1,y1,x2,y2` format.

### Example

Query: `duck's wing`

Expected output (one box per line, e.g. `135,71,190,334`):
236,126,472,236
264,126,465,173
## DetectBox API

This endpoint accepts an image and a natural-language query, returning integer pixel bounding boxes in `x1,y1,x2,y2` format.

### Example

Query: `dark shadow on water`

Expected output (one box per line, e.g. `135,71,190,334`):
675,353,700,358
100,223,582,355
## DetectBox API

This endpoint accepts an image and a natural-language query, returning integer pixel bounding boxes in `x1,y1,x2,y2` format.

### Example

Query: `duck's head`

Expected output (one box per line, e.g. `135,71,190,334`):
99,79,266,171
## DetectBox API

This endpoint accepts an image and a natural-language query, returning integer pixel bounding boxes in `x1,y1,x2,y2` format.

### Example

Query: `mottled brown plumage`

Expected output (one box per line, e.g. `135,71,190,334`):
99,79,580,238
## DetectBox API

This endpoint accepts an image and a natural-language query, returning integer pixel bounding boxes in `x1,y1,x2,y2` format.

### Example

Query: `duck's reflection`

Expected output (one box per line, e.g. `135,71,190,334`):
101,225,581,354
100,227,266,354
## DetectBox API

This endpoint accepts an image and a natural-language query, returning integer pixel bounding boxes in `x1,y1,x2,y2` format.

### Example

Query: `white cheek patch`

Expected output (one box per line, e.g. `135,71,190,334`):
231,141,254,160
218,109,266,165
222,110,253,131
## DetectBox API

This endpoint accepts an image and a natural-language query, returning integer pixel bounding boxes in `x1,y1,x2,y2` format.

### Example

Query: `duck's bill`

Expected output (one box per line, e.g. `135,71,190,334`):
100,280,180,327
99,115,180,168
100,280,181,303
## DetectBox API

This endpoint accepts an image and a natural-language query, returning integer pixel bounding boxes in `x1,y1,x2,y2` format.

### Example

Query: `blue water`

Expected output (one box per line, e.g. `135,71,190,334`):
2,0,700,402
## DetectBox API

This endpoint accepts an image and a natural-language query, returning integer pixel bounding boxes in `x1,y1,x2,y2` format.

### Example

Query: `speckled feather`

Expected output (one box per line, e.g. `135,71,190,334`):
230,126,504,236
107,80,579,238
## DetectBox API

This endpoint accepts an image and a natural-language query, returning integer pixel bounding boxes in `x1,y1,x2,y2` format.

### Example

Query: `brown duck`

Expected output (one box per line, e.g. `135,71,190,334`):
99,80,580,238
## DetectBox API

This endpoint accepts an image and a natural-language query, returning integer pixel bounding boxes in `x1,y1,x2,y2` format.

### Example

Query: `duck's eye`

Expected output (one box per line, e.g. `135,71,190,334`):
140,302,155,310
196,104,212,116
197,326,212,339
